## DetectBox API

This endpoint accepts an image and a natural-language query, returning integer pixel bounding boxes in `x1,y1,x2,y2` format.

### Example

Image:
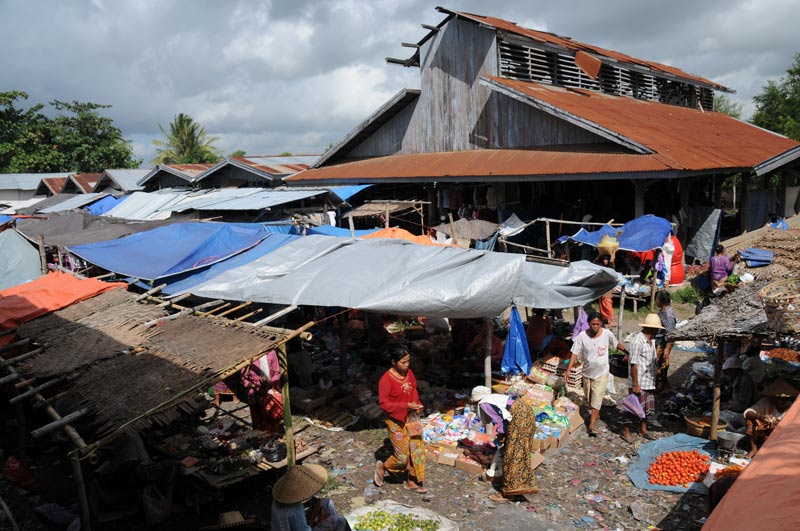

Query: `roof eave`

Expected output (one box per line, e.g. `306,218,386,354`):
754,145,800,176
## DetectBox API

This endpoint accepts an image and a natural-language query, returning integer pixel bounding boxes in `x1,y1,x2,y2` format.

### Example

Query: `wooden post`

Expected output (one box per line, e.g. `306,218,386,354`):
649,250,660,312
709,340,724,441
617,291,625,339
448,213,458,246
545,220,552,258
70,453,92,531
348,215,356,239
37,235,47,275
385,205,390,228
483,318,493,388
277,344,296,467
338,313,348,381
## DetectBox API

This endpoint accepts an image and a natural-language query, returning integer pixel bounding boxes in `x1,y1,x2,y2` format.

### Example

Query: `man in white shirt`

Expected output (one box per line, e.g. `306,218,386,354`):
566,311,628,436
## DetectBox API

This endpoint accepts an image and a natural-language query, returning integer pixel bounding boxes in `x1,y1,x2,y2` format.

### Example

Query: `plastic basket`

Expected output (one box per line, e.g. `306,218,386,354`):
684,415,727,438
758,279,800,333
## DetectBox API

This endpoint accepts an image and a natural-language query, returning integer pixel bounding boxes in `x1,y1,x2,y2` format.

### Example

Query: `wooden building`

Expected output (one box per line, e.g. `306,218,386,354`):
288,8,800,233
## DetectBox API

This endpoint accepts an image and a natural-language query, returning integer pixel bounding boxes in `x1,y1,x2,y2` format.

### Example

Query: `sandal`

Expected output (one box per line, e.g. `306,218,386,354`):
373,462,384,487
403,483,428,494
621,433,634,444
642,432,657,440
488,493,510,503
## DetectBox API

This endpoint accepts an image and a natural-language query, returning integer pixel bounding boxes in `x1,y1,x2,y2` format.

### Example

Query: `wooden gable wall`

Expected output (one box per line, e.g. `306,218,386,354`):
347,17,604,159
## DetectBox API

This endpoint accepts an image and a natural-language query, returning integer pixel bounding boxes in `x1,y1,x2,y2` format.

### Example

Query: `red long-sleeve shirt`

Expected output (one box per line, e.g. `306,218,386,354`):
378,369,421,423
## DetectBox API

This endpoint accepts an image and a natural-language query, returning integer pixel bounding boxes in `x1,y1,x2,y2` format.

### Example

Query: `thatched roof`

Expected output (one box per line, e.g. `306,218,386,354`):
723,216,800,283
669,282,771,341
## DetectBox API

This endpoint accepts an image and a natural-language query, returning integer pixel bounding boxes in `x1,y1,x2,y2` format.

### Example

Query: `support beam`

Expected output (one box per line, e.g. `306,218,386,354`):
31,409,87,438
252,305,298,327
10,378,66,405
135,284,167,302
712,175,723,209
483,318,493,388
0,348,43,368
709,341,724,441
0,338,31,354
632,180,651,218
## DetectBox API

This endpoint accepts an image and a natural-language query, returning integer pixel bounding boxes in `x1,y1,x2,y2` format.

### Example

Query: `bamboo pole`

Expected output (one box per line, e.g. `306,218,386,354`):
277,344,296,467
251,305,298,327
37,235,47,275
214,301,252,319
709,340,724,441
9,377,67,405
483,318,493,388
0,338,31,353
31,409,87,438
135,284,167,302
448,213,458,245
235,308,263,321
348,215,356,239
70,453,92,531
0,347,43,368
545,220,552,258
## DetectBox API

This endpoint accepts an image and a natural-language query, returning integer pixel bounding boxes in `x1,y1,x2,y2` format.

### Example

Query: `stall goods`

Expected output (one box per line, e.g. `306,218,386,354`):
763,347,800,363
648,450,710,486
354,511,440,531
713,465,744,481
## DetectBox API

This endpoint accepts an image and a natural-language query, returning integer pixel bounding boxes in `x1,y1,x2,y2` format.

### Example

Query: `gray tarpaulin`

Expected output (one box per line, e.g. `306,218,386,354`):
686,208,721,261
181,236,617,317
15,211,172,247
0,229,42,290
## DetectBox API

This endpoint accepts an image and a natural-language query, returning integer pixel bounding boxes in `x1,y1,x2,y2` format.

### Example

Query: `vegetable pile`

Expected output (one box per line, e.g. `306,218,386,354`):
648,450,710,486
764,347,800,363
713,464,744,481
354,511,440,531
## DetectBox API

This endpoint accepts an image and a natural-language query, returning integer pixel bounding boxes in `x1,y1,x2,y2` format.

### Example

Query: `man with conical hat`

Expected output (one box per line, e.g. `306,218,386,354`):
270,464,349,531
744,377,798,458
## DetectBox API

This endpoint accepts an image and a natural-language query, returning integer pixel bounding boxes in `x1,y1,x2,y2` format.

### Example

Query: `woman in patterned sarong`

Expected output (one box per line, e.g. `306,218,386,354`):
489,396,538,502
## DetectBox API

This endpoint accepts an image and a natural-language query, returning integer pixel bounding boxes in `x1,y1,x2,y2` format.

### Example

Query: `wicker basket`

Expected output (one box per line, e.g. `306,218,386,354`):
758,279,800,333
684,415,728,438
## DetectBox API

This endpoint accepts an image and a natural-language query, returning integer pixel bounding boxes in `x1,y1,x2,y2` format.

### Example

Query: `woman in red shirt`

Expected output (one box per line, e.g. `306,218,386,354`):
374,346,427,494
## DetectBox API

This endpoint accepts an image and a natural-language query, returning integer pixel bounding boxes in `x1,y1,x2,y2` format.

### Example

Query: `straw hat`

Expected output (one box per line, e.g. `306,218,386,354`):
722,357,742,371
272,464,328,504
639,313,664,329
762,378,799,398
470,385,491,403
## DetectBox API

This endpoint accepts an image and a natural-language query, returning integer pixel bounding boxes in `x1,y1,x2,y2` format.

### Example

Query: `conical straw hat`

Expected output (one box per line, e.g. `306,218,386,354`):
272,464,328,504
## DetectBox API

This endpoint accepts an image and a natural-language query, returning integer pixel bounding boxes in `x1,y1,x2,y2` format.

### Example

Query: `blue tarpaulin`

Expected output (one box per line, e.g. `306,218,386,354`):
0,215,12,226
739,247,773,267
627,433,717,493
501,306,532,375
558,215,672,252
160,233,299,294
68,222,271,281
329,185,372,201
300,225,380,237
85,195,126,216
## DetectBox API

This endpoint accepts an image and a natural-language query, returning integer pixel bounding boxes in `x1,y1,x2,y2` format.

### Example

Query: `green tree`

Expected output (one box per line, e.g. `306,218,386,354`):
751,52,800,140
713,95,743,119
152,113,222,164
0,91,140,173
229,149,246,158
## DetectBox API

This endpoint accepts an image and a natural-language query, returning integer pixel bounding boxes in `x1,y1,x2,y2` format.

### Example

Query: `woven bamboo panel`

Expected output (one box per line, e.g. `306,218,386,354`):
17,291,165,378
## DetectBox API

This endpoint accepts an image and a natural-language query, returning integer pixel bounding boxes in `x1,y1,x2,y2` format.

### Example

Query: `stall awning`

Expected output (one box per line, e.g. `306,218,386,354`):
558,214,672,251
68,222,271,281
180,236,617,317
0,229,42,290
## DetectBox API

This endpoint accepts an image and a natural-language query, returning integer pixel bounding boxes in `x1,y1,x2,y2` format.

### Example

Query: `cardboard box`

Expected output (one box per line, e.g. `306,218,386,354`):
455,455,485,476
568,410,585,433
530,451,545,470
527,387,554,405
438,448,462,466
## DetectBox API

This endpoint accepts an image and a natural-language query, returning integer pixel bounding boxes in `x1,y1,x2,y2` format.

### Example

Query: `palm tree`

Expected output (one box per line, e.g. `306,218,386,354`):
151,113,222,164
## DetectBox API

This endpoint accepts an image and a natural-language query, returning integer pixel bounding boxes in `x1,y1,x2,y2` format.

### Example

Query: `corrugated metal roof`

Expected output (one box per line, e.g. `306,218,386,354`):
288,149,673,184
185,189,329,211
167,163,215,177
483,76,800,171
68,173,101,193
103,191,188,220
238,155,318,175
39,177,68,194
0,173,72,190
0,198,48,214
38,193,108,213
447,9,729,91
95,169,149,192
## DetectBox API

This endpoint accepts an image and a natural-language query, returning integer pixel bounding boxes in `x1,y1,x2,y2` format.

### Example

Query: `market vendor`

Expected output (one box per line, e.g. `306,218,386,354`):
374,346,428,494
710,244,733,290
565,311,628,436
470,385,513,441
718,357,758,431
621,313,662,443
744,378,798,457
271,463,350,531
488,395,539,503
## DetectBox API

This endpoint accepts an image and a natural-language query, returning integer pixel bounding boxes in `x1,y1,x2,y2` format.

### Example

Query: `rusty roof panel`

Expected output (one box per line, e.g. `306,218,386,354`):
287,149,672,183
167,163,215,177
484,76,800,171
70,173,101,193
41,177,68,194
451,10,729,91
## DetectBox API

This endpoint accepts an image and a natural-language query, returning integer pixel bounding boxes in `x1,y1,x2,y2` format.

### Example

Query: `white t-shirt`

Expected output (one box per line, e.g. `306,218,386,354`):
571,329,618,380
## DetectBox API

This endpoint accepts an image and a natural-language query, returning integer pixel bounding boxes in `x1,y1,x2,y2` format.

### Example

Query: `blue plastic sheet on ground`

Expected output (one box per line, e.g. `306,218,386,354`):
627,433,717,494
501,305,531,375
68,222,271,281
739,247,773,268
84,195,126,216
558,215,672,252
161,233,299,294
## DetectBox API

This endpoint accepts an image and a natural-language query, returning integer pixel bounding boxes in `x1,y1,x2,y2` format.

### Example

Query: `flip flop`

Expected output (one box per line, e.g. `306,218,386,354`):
642,432,657,440
621,433,634,444
373,462,384,487
488,493,509,503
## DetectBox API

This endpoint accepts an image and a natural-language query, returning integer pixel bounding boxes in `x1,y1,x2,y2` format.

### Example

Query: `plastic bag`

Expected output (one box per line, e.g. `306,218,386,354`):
621,393,646,419
406,411,422,437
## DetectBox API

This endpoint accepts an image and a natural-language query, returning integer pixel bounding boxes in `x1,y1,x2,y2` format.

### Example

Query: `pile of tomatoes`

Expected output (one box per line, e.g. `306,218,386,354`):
648,449,710,487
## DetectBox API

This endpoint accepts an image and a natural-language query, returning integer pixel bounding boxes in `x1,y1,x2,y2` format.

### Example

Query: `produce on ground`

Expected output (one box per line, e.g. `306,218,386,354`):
648,450,710,487
713,464,744,481
354,510,440,531
764,347,800,363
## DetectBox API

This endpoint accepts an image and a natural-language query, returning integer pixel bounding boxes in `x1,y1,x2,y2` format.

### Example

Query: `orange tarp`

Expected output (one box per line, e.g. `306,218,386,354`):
0,272,125,330
703,397,800,529
361,227,454,247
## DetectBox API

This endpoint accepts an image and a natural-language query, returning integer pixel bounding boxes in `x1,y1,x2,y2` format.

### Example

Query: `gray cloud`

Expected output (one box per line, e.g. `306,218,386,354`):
1,0,797,165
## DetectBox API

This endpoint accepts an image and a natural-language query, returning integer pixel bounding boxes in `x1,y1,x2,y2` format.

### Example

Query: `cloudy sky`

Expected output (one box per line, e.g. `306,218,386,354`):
2,0,798,166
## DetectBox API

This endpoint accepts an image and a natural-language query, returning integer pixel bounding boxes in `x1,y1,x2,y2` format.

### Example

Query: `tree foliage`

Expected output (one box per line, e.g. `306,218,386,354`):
751,52,800,140
152,113,222,165
713,95,743,119
0,91,140,173
229,149,246,158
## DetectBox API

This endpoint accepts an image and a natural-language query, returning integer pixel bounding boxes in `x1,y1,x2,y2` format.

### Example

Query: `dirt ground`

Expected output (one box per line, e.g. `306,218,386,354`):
0,301,710,530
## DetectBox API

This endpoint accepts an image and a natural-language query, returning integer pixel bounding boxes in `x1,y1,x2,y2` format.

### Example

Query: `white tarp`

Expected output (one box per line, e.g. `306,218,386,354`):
181,236,617,317
0,229,42,290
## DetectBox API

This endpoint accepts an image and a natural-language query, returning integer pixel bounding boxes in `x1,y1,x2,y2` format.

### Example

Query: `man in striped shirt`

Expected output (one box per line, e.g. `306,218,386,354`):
621,313,661,443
